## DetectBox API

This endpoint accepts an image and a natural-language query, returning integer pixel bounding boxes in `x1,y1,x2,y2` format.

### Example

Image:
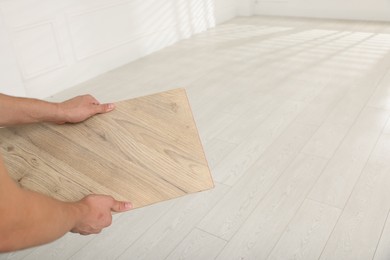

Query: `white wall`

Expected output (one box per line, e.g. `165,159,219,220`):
0,13,25,96
237,0,254,16
0,0,222,98
215,0,237,24
250,0,390,22
3,0,390,98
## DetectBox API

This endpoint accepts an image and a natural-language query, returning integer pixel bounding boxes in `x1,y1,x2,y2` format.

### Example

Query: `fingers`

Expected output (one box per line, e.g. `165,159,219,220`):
111,200,133,212
93,103,116,115
72,228,102,236
79,230,101,235
79,95,115,116
71,195,131,236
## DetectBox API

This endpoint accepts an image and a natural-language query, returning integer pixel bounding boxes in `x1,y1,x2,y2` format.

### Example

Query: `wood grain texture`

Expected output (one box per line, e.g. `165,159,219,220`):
374,210,390,260
68,201,174,260
216,154,328,260
308,107,390,208
267,199,341,260
319,134,390,260
0,88,214,208
165,229,227,260
116,184,229,260
198,123,318,240
213,100,306,185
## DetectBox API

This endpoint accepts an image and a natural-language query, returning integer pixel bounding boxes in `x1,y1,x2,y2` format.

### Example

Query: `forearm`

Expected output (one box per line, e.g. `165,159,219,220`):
0,157,85,252
0,94,60,126
1,192,83,251
0,187,84,252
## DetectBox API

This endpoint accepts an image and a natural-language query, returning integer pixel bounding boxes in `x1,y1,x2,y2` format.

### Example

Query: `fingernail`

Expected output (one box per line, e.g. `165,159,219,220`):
125,202,133,209
107,103,115,111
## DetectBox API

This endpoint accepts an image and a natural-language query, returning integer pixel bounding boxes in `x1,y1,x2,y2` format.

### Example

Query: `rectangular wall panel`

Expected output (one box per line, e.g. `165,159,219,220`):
67,0,176,60
253,0,390,22
0,0,218,98
11,21,64,79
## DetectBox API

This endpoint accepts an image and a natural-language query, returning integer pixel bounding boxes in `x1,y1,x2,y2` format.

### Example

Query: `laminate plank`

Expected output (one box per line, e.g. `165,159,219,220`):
373,210,390,260
216,154,328,260
22,218,114,260
367,61,390,110
0,88,214,208
217,95,282,144
307,107,390,208
203,138,237,171
382,118,390,135
198,123,318,240
219,86,275,116
270,78,325,103
213,100,306,185
267,199,341,260
294,84,348,127
0,248,36,260
68,200,174,260
302,122,353,159
165,229,226,260
0,129,123,202
301,82,381,159
319,134,390,260
196,112,237,143
116,184,228,260
189,80,242,127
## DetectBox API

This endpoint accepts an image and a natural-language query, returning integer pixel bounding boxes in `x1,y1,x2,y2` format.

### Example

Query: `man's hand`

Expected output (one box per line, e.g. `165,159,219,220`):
71,195,132,235
0,93,114,126
56,95,115,124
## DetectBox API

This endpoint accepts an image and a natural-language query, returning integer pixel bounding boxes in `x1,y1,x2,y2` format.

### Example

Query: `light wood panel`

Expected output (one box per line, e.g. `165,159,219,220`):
0,88,214,208
319,134,390,260
217,94,281,144
198,123,318,240
116,184,228,260
267,199,341,260
216,154,328,260
302,83,385,159
374,210,390,260
67,201,174,260
165,229,227,260
213,100,306,185
308,107,390,208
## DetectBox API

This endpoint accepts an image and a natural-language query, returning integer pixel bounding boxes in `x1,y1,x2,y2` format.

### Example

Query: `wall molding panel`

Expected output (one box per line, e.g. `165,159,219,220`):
252,0,390,22
67,0,176,61
11,20,65,79
0,0,221,98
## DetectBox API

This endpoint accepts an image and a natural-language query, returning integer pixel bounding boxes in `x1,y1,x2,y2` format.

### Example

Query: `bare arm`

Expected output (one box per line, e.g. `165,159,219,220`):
0,93,115,126
0,155,132,252
0,93,132,252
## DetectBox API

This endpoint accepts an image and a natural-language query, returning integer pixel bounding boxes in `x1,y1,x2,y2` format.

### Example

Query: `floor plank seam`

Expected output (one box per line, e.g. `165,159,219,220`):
108,202,178,260
194,227,229,243
218,100,307,186
317,202,346,260
265,197,315,260
305,197,343,211
372,208,390,260
162,227,196,260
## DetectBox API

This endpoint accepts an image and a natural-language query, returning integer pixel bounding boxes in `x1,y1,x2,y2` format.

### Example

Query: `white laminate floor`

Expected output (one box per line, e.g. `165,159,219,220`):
2,15,390,260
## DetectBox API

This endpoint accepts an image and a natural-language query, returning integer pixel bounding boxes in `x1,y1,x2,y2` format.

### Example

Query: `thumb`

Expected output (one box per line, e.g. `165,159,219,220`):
111,200,133,212
94,103,115,114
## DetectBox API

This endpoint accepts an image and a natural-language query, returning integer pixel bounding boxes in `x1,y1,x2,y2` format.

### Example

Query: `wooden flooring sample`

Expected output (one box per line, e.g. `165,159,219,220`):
0,88,214,209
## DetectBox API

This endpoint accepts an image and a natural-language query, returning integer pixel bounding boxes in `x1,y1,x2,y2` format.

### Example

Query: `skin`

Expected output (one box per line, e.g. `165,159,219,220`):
0,93,133,252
